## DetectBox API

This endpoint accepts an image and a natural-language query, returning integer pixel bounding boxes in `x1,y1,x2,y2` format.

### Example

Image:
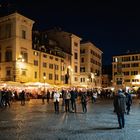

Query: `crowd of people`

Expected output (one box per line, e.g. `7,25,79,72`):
0,86,139,129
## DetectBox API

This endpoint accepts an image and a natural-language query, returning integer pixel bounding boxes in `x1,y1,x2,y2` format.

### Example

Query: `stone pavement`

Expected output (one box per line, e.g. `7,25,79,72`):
0,98,140,140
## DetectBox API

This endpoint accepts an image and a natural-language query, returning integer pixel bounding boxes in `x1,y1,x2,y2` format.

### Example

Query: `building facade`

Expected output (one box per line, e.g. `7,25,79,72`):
112,53,140,90
0,13,68,86
80,42,102,88
32,30,69,85
46,28,82,86
0,12,34,83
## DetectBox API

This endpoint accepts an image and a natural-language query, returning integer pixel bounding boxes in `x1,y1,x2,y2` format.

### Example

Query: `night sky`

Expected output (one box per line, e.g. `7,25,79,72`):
1,0,140,65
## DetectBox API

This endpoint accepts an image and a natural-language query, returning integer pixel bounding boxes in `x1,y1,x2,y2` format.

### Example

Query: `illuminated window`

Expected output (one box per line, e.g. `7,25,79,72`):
34,51,39,56
21,51,28,62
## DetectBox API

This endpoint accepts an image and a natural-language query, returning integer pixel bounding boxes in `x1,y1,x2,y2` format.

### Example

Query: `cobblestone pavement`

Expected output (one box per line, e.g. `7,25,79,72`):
0,98,140,140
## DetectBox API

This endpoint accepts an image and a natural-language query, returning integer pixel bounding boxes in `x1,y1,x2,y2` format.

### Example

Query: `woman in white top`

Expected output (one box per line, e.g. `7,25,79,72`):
53,90,60,114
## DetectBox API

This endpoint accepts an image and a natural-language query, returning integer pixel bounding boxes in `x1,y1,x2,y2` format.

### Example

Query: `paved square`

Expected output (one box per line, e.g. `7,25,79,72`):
0,99,140,140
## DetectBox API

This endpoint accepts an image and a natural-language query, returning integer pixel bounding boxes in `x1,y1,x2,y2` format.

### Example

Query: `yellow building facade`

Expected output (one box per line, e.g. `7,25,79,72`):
80,42,102,88
0,13,68,86
112,53,140,89
0,12,34,83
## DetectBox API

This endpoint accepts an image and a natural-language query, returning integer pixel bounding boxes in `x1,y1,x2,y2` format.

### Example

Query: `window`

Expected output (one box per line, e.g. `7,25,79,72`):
6,70,11,76
125,79,130,82
34,60,38,66
75,65,78,73
49,73,53,80
22,30,26,39
43,62,47,68
5,23,11,38
43,72,46,76
81,57,84,63
131,71,138,75
123,71,129,76
74,42,78,47
74,53,78,59
5,50,12,62
21,51,28,62
55,58,59,61
49,64,53,69
34,51,39,56
74,77,78,82
131,63,139,67
43,54,47,58
54,64,59,70
34,72,37,79
49,56,53,59
132,79,139,82
55,74,59,80
80,67,85,72
21,70,26,76
116,78,122,85
81,78,85,82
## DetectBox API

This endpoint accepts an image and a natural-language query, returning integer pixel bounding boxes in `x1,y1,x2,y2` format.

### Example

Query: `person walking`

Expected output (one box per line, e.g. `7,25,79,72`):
114,89,126,129
125,91,132,115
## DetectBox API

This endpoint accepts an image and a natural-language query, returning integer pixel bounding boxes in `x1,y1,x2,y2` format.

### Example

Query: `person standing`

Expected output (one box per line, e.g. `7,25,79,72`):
70,88,77,113
80,89,88,113
64,89,71,112
20,90,26,105
53,90,60,114
46,90,50,104
114,89,126,129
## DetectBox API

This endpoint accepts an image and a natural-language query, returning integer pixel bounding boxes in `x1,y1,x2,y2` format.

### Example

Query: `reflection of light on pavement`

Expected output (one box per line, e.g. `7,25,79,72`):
138,129,140,132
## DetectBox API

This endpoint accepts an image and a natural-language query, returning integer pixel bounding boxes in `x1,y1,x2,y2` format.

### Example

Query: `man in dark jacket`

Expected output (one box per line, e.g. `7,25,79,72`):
114,89,126,129
70,88,77,113
125,92,132,115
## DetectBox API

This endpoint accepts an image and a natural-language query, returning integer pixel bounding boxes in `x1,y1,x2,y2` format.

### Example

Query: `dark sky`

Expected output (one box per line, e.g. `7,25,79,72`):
1,0,140,65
